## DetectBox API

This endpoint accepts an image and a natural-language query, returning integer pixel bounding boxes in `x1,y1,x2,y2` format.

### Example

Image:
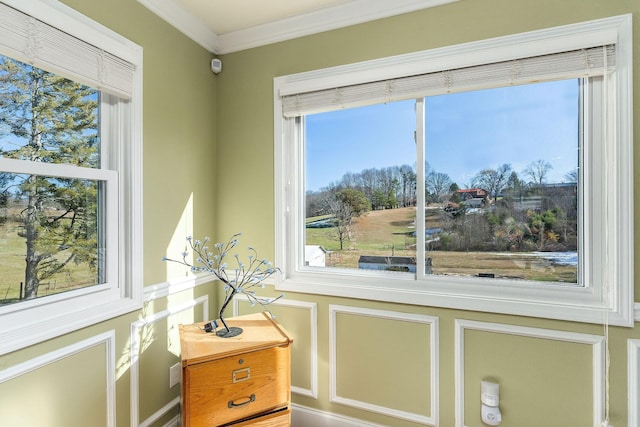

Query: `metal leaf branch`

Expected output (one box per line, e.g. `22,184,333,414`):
163,233,283,337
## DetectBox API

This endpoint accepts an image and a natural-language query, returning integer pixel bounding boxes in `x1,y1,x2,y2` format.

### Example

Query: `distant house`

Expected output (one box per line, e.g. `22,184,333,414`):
305,245,327,267
358,256,433,274
456,188,488,199
455,188,487,209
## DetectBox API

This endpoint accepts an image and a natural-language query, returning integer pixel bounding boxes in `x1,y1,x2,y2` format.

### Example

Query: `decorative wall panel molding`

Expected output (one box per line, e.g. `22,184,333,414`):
454,319,605,427
329,305,439,426
143,273,214,302
162,415,180,427
130,294,209,427
0,331,116,427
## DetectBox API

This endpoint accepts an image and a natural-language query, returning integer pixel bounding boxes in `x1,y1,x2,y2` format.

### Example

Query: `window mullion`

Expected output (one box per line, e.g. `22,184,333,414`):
416,98,426,278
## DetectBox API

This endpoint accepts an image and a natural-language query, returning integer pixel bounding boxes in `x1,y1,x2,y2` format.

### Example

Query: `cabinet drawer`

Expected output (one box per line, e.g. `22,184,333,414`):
183,346,290,427
222,407,290,426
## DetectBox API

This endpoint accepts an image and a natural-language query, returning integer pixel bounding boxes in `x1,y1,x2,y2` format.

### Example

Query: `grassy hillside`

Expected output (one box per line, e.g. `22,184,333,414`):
0,220,94,304
306,207,577,283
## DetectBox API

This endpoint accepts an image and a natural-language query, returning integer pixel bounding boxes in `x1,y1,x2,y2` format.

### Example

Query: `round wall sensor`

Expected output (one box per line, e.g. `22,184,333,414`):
211,58,222,74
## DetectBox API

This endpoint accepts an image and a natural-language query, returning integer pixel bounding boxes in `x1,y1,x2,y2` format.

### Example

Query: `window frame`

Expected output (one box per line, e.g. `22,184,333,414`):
0,0,143,354
274,15,633,326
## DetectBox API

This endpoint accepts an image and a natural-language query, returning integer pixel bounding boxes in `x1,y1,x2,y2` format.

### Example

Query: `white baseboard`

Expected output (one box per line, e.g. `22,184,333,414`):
292,404,386,427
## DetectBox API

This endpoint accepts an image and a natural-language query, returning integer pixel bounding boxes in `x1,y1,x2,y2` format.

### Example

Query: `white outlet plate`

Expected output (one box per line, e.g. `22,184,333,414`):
169,362,181,388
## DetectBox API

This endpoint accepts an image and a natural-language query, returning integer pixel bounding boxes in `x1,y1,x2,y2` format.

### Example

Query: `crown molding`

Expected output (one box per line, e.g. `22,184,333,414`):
216,0,460,54
137,0,220,52
137,0,459,54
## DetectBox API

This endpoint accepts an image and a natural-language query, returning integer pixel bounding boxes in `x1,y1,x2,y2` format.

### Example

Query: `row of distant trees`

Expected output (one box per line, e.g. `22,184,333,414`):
306,160,577,218
305,160,578,252
427,160,577,204
307,164,417,217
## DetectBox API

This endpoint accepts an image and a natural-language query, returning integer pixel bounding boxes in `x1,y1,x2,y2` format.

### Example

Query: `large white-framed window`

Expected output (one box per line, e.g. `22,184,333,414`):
0,0,143,354
274,15,633,325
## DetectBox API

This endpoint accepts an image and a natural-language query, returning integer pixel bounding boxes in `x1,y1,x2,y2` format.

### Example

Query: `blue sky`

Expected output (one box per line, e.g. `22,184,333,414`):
305,79,579,191
305,100,416,191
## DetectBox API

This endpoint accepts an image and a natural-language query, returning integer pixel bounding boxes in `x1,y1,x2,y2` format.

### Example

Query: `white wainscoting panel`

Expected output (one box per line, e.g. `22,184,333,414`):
0,331,116,427
454,319,605,427
329,305,439,426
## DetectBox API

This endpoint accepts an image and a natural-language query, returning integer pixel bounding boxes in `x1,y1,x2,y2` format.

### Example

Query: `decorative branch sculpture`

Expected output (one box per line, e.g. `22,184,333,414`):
164,233,283,337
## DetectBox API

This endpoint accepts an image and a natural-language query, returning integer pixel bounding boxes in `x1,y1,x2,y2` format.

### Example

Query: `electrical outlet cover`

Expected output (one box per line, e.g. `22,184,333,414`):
169,362,181,388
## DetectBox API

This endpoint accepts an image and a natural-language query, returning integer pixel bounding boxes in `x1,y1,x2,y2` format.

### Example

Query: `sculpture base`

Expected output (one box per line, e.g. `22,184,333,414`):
216,326,243,338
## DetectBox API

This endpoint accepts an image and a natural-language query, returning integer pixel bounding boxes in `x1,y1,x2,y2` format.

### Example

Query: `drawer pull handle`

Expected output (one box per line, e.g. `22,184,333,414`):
228,394,255,408
232,367,250,383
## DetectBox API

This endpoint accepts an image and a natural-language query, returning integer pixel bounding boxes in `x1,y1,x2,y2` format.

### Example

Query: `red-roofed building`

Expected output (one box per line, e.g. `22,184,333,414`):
456,188,488,199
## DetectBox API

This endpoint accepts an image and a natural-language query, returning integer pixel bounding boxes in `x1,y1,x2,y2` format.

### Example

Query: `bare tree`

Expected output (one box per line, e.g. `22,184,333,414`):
524,159,552,184
472,164,512,202
359,168,377,201
564,168,578,183
426,169,453,203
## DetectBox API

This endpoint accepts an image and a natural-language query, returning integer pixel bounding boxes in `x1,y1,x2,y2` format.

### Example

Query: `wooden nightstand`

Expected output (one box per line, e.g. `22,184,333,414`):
179,312,293,427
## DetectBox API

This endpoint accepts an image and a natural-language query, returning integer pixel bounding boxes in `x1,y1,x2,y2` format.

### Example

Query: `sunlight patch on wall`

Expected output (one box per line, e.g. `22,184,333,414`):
166,193,195,279
168,309,196,357
116,335,132,381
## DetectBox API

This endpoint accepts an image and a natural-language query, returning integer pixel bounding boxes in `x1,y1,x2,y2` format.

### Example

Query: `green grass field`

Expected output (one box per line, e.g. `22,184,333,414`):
0,221,96,304
306,206,577,283
306,208,415,252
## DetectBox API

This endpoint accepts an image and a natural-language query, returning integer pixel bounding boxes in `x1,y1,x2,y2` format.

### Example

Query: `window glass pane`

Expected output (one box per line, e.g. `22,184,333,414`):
0,51,105,308
425,80,579,284
0,173,104,305
0,55,100,168
305,100,417,273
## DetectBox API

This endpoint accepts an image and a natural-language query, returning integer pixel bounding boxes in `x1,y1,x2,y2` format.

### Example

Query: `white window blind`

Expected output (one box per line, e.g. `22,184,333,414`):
281,45,615,117
0,2,135,99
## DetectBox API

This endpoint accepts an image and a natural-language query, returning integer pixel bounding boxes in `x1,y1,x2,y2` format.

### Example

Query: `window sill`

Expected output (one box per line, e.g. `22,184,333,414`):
276,271,634,326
